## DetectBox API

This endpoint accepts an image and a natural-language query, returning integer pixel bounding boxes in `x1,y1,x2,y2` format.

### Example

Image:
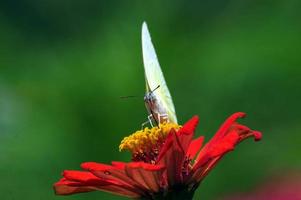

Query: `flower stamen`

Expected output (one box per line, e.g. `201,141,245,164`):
119,123,181,163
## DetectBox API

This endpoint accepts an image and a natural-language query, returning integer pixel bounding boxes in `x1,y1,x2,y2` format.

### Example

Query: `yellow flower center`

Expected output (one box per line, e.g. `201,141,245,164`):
119,123,181,161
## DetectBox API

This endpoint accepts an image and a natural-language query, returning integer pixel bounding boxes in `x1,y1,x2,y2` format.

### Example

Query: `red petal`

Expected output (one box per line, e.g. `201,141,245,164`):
81,162,139,188
54,178,95,195
192,132,239,170
62,170,102,183
253,131,262,141
81,162,114,171
232,123,262,142
62,170,124,187
186,136,204,159
210,112,245,143
54,169,142,198
127,162,165,171
194,113,246,163
190,114,262,184
156,130,174,162
81,161,149,195
54,171,141,197
179,116,199,136
125,162,165,192
111,161,126,169
176,116,199,153
157,130,185,185
208,131,239,158
54,177,141,198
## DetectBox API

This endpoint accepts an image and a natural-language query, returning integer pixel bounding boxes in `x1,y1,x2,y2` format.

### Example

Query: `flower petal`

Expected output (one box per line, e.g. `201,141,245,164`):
62,170,102,184
125,162,165,193
81,162,115,171
54,178,95,195
155,116,200,185
54,171,141,198
189,113,262,184
208,131,239,158
81,161,166,194
209,112,246,144
81,162,145,193
194,113,246,164
157,130,185,185
176,116,199,153
253,131,262,141
186,136,204,159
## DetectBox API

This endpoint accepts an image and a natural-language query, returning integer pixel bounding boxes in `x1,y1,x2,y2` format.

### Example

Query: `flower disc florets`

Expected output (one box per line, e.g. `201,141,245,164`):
119,123,181,163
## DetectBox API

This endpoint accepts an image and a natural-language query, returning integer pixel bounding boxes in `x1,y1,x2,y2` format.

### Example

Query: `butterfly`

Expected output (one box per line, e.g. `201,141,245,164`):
141,22,178,126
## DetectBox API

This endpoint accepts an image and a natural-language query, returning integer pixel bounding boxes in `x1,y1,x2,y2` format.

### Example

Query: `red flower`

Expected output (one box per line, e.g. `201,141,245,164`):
54,112,262,199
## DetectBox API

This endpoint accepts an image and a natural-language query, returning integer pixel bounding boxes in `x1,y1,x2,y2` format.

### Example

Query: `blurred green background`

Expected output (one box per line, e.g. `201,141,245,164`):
0,0,300,199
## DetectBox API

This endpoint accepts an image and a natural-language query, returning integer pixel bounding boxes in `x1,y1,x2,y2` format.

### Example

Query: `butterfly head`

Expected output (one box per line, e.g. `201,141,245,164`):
144,92,156,102
144,84,160,102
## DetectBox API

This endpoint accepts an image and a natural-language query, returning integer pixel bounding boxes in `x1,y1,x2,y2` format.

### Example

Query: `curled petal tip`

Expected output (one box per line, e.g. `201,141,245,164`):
234,112,246,118
253,131,262,141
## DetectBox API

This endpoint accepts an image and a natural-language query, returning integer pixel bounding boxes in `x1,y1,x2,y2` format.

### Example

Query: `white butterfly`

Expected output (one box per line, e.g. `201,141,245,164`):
142,22,178,126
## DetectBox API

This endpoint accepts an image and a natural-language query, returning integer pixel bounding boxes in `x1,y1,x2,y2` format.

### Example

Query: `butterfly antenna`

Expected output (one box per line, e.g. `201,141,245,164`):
119,95,139,99
150,85,160,94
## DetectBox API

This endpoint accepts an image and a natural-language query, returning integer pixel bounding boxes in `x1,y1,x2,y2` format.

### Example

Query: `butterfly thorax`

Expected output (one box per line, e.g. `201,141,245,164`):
144,92,168,125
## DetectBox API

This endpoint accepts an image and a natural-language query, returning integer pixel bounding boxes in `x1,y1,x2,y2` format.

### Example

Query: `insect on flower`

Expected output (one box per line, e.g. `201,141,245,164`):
53,22,263,200
142,22,177,127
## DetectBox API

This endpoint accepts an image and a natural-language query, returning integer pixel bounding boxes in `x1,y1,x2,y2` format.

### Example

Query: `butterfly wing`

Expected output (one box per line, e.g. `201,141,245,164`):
142,22,177,124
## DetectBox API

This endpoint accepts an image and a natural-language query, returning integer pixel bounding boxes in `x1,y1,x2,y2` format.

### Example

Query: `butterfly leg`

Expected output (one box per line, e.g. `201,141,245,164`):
141,114,154,129
158,113,169,124
148,114,154,127
141,120,149,129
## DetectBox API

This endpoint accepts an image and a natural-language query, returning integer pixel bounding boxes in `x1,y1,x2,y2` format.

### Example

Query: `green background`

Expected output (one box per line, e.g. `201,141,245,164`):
0,0,300,199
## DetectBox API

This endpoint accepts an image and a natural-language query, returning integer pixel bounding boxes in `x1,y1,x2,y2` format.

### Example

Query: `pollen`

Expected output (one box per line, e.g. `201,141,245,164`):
119,123,181,155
